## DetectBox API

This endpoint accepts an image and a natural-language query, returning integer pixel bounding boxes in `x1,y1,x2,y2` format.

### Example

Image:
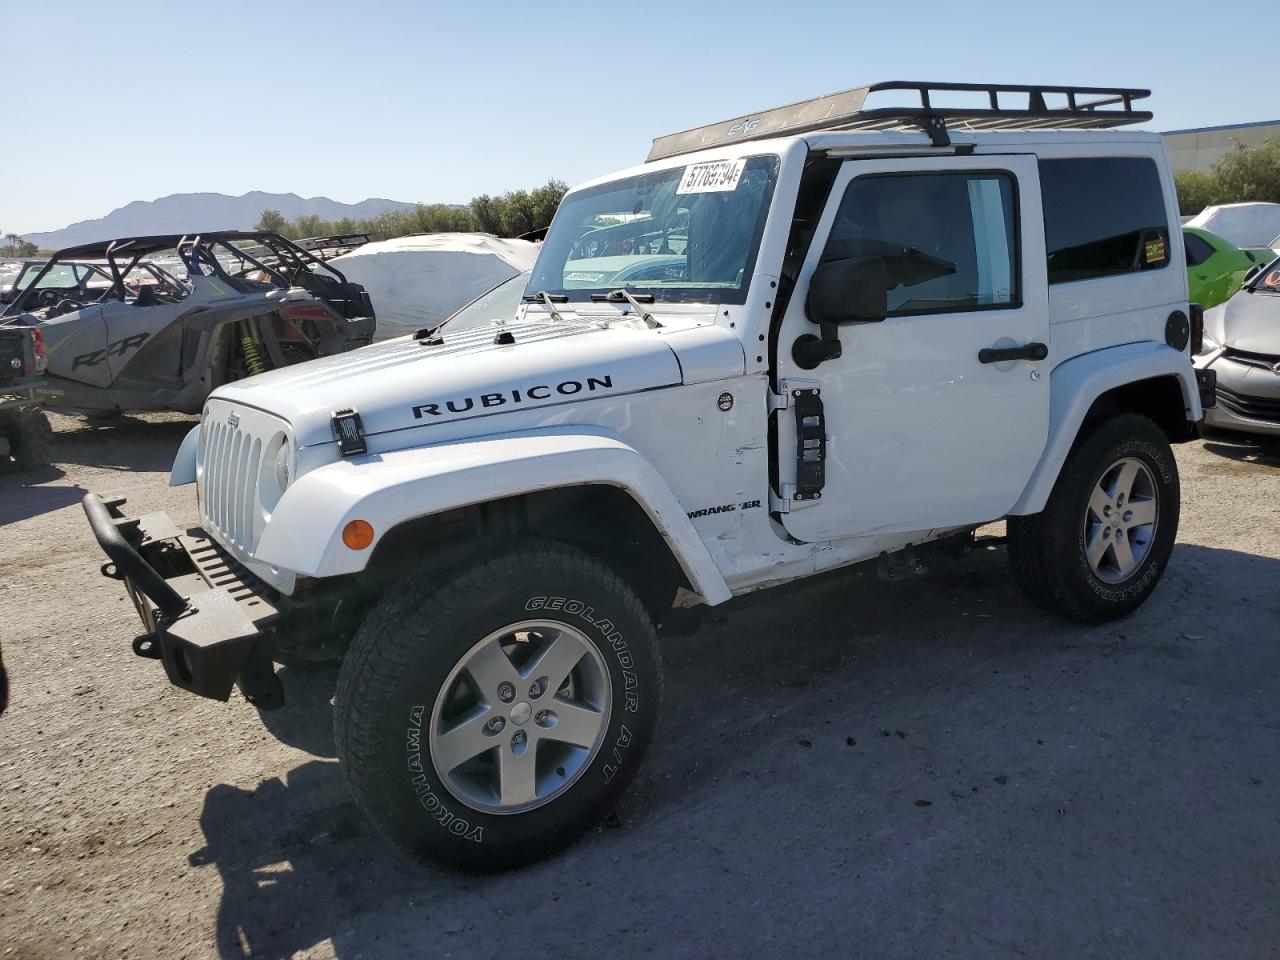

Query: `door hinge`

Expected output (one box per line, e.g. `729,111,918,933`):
769,381,827,512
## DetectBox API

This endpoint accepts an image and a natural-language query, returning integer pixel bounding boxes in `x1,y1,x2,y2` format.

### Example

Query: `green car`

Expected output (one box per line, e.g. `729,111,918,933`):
1183,226,1273,309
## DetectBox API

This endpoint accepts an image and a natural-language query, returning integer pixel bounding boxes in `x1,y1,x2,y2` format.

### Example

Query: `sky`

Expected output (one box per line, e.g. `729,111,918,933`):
3,0,1273,235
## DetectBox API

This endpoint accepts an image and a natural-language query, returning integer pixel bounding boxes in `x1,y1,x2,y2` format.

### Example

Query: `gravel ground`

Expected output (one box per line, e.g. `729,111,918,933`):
2,414,1279,960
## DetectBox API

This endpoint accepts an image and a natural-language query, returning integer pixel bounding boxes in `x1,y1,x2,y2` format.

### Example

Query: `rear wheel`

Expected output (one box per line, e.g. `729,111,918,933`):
1008,413,1179,623
0,406,53,471
334,540,661,869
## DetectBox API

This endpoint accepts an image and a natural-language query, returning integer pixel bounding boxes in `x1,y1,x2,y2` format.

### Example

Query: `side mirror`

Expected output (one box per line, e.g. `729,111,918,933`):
806,258,889,325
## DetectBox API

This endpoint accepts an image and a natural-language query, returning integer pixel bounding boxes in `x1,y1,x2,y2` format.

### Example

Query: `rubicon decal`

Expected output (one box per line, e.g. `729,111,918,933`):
412,375,615,419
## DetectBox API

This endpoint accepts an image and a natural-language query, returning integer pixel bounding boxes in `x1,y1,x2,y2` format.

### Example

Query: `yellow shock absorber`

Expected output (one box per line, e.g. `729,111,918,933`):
240,333,267,376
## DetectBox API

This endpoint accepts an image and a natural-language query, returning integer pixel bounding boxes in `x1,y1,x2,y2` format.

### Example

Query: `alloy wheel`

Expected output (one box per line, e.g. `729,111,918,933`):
429,620,611,815
1083,456,1159,584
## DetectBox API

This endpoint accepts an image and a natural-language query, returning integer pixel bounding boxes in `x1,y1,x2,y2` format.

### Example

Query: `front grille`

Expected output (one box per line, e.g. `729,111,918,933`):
1217,385,1280,423
201,415,266,552
1221,347,1280,372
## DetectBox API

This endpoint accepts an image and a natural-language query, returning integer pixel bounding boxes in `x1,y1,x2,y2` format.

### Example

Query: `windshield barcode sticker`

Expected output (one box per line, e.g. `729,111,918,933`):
677,159,747,194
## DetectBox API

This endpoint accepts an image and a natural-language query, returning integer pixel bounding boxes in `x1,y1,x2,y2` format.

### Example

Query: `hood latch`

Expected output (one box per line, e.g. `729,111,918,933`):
331,407,367,456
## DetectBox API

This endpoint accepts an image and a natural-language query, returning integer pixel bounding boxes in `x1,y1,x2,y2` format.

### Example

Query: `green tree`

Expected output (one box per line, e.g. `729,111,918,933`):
1211,138,1280,205
529,180,568,229
256,209,288,233
1174,171,1223,217
292,214,326,239
470,194,502,234
0,233,36,257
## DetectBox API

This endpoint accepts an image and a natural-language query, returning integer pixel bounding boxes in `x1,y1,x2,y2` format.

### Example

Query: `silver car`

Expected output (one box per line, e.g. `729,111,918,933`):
1196,260,1280,436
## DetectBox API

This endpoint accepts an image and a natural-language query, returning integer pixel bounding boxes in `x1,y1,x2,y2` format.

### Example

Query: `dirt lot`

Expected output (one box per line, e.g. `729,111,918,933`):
2,414,1279,960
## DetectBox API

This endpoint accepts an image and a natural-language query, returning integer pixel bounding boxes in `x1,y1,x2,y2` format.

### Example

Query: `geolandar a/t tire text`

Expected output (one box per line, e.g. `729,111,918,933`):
333,540,662,869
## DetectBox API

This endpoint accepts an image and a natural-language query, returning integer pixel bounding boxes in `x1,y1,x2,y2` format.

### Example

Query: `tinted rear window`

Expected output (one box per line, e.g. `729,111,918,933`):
1039,158,1171,285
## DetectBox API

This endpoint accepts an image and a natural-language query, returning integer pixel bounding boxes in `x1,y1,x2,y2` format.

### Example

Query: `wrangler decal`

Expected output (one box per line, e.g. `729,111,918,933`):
687,499,761,519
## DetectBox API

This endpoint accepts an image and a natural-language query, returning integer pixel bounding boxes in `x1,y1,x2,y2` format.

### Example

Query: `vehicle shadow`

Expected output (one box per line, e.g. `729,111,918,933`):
0,464,85,525
50,416,196,472
193,542,1280,959
1200,431,1280,467
256,666,340,759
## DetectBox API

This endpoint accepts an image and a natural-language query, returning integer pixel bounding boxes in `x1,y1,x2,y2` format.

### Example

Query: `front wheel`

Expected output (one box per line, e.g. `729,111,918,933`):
333,540,662,869
1008,413,1180,623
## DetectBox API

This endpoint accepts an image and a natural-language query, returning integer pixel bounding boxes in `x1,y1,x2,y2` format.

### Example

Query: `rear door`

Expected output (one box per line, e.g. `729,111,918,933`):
773,154,1050,543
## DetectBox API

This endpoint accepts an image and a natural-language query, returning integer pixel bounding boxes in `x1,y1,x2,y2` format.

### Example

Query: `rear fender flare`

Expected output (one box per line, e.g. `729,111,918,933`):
1011,342,1200,515
254,427,733,605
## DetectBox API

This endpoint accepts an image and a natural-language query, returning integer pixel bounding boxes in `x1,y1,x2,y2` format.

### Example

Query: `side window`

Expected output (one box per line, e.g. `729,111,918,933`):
1040,158,1171,284
820,171,1019,316
1183,232,1216,268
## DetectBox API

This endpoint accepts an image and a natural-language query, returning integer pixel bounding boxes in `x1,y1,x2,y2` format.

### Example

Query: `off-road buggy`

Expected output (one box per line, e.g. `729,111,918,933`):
0,231,374,415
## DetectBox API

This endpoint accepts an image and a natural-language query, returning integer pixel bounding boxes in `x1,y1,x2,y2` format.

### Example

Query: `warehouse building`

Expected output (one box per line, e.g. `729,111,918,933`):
1164,120,1280,173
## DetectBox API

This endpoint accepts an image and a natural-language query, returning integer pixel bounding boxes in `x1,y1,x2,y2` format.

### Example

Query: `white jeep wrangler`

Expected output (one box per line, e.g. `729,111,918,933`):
85,81,1216,868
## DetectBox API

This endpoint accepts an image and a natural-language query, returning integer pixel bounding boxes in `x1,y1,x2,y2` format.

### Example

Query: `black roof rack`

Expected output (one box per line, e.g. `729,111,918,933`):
647,81,1153,161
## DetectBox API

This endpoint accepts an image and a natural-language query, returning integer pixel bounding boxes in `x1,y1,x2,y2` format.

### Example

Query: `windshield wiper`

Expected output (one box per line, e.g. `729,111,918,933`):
521,290,568,322
591,289,662,328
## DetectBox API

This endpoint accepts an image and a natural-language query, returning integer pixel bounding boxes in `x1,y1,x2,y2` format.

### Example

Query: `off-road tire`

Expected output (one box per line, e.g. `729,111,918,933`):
1008,413,1179,623
333,540,662,870
0,407,54,471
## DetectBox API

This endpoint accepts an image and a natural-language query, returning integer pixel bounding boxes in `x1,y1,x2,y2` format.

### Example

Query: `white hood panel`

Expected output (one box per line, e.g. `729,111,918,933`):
210,317,685,445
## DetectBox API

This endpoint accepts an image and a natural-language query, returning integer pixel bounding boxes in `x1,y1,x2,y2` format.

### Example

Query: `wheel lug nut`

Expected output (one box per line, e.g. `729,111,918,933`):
536,710,548,725
486,716,505,734
512,730,527,748
528,682,542,698
497,682,515,703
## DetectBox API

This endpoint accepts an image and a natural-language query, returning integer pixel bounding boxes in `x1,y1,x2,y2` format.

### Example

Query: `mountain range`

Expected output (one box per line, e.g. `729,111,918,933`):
23,192,418,249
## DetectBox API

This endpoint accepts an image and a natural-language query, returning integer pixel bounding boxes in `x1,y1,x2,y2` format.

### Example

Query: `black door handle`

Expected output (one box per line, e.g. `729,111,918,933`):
978,341,1048,364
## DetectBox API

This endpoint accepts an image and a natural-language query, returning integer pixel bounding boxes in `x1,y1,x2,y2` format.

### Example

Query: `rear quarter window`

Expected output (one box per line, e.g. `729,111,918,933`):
1039,158,1171,285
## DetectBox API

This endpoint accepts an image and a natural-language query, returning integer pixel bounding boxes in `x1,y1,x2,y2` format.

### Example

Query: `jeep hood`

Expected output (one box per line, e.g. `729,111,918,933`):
1211,290,1280,354
210,315,738,446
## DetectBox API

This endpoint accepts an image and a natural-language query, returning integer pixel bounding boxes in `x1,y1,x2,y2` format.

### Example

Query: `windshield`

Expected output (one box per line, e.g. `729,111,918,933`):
528,155,779,304
1252,264,1280,294
440,270,529,334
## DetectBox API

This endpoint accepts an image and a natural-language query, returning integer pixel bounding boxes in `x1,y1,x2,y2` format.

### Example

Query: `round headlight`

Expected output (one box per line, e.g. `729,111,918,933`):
273,443,291,490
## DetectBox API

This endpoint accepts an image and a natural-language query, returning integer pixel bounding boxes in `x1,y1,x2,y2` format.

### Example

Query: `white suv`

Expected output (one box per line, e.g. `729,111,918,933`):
85,81,1215,868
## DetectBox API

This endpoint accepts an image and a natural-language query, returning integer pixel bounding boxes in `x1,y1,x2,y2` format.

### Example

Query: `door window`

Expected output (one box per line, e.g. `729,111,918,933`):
820,171,1019,316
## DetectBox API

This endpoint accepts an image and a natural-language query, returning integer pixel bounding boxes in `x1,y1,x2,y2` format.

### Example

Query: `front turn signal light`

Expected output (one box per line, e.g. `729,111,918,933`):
342,519,375,550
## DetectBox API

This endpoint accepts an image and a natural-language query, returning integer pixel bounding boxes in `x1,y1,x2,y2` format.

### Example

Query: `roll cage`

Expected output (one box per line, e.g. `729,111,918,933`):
1,231,365,319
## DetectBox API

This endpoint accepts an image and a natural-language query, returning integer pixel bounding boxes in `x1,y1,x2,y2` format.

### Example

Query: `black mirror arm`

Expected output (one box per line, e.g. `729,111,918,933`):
791,319,843,369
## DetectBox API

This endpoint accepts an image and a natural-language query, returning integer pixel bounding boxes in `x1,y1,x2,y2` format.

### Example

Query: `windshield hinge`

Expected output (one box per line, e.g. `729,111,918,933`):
769,381,826,512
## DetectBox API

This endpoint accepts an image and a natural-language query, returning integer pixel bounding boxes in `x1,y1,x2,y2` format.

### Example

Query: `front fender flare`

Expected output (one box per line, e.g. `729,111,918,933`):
169,424,200,486
1011,342,1200,515
255,427,733,605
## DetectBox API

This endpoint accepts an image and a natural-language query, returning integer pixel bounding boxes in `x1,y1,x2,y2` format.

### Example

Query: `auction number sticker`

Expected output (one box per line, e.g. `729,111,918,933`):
677,159,746,194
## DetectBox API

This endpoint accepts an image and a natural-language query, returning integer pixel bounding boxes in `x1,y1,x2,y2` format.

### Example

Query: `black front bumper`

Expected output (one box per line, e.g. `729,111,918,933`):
82,494,284,708
1196,366,1218,410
